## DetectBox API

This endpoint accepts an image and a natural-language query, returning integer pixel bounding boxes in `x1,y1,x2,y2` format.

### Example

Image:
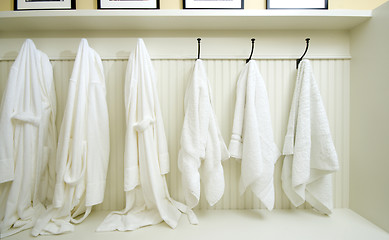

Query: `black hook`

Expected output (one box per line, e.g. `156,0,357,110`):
296,38,310,69
197,38,201,59
246,38,255,63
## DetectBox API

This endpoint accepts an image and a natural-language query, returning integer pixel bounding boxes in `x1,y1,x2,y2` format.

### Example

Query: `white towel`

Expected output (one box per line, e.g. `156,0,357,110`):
32,39,110,236
0,39,57,238
229,60,280,210
178,59,230,214
282,59,339,215
97,39,195,232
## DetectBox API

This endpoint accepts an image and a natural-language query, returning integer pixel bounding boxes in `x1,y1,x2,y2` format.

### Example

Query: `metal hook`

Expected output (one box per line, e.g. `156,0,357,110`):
197,38,201,59
246,38,255,63
296,38,310,69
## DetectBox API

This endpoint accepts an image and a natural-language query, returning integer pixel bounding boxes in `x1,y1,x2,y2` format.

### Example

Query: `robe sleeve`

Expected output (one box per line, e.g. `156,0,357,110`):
47,75,58,202
42,52,57,202
85,56,110,206
153,81,170,175
0,67,17,184
124,57,140,192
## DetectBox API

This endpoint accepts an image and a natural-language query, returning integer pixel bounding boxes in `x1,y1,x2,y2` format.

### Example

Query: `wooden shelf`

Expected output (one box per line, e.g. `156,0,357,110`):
0,9,372,32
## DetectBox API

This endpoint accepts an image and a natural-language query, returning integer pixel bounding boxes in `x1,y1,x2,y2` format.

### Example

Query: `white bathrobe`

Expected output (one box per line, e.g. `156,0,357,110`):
97,39,192,232
229,60,280,210
178,59,230,213
32,39,110,236
0,39,57,238
282,59,339,214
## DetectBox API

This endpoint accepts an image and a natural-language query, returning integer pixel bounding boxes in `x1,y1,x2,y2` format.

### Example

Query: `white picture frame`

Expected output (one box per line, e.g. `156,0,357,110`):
184,0,243,9
15,0,75,10
98,0,159,9
267,0,328,9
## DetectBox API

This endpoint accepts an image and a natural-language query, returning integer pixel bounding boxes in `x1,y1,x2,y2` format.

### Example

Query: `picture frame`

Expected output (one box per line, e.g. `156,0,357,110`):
266,0,328,9
183,0,243,9
98,0,159,9
14,0,76,10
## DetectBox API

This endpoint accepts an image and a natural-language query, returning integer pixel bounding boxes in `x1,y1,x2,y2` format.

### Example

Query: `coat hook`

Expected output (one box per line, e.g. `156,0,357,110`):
246,38,255,63
296,38,310,69
197,38,201,60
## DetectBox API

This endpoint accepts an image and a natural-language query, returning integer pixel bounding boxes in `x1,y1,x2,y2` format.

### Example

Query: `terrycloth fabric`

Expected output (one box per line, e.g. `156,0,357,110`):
178,59,230,215
229,60,280,210
97,39,195,232
282,59,339,215
0,39,57,238
31,39,110,236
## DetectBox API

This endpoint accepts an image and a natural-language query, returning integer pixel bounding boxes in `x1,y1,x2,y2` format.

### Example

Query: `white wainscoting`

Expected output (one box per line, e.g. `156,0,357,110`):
0,58,349,211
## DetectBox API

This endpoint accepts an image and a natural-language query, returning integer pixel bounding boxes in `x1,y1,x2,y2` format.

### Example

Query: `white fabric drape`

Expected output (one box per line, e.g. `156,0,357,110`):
0,39,57,238
97,39,194,232
229,60,280,210
178,59,230,216
32,38,110,236
282,59,339,214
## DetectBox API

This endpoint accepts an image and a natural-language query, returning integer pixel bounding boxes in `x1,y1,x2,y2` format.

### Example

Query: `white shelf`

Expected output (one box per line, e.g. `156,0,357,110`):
0,9,372,32
5,209,389,240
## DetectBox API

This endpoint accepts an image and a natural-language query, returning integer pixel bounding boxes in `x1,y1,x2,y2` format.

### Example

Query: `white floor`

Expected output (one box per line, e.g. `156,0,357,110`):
5,209,389,240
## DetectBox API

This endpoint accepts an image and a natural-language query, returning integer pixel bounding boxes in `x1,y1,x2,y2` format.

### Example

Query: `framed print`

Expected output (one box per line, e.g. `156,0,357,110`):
14,0,76,10
184,0,243,9
267,0,328,9
98,0,159,9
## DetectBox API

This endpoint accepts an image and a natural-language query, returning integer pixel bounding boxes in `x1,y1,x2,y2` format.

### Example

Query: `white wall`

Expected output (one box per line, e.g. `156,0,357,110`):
0,32,350,210
350,1,389,232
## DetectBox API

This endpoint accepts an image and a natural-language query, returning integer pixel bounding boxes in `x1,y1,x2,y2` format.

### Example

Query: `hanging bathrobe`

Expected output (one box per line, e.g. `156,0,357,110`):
178,59,230,215
228,60,280,210
282,59,339,214
31,39,110,236
0,39,57,238
97,39,193,232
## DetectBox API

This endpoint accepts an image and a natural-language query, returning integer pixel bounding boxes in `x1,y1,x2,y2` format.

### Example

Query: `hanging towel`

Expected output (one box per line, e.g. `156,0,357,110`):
97,39,195,232
31,39,110,236
0,39,57,238
282,59,339,215
178,59,230,215
229,60,280,210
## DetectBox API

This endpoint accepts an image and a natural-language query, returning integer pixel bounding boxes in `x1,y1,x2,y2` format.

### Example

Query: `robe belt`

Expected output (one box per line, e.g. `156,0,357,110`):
170,199,199,225
133,117,155,132
70,206,92,224
11,112,41,126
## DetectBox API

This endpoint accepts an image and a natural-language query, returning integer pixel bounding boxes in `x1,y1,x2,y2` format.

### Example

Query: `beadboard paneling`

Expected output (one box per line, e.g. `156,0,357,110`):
0,58,349,210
